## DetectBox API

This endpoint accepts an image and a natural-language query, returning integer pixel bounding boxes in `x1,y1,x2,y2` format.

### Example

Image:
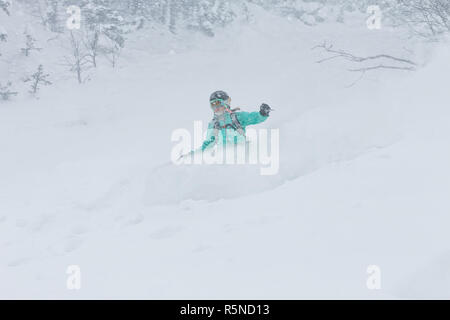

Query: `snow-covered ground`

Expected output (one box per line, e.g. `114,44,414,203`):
1,7,450,299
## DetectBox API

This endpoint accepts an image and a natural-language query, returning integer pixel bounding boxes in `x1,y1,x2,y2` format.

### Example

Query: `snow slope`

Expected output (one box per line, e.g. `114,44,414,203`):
1,8,450,299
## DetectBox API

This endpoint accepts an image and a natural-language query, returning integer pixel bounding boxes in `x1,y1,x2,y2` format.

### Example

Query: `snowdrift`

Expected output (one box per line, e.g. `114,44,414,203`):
145,89,399,204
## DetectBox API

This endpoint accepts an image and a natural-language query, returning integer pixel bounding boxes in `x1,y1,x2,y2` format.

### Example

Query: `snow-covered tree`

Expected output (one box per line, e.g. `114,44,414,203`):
64,31,90,84
23,65,52,94
125,0,147,29
0,3,7,57
395,0,450,39
103,37,121,68
106,0,241,36
0,28,6,42
0,82,18,101
73,0,130,68
191,0,225,36
82,0,127,49
44,0,64,33
83,30,100,67
0,28,6,57
0,0,11,16
168,0,238,36
21,32,42,57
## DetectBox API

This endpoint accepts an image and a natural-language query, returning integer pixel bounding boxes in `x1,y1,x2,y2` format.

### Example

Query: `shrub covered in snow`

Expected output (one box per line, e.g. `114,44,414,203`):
0,0,11,16
0,82,18,101
23,65,52,94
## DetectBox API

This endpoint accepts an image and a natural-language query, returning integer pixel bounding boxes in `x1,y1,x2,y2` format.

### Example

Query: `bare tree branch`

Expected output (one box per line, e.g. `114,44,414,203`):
313,42,417,66
313,41,418,87
348,65,416,72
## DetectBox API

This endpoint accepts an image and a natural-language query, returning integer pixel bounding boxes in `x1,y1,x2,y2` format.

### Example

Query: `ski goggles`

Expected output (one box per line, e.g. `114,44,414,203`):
210,99,230,110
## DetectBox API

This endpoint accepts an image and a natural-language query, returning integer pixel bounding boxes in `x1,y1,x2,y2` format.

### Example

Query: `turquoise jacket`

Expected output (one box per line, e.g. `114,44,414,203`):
201,111,268,151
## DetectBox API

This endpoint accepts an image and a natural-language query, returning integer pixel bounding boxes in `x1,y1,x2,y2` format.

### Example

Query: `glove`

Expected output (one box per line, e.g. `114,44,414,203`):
260,103,272,117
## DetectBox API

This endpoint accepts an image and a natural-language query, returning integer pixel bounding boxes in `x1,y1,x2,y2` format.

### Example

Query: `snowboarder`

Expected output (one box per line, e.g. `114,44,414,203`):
200,90,272,152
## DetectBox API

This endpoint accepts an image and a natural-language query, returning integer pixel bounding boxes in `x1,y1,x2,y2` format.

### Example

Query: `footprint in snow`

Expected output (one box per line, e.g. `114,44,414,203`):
223,224,236,233
64,237,84,253
245,215,283,226
47,236,84,256
121,214,144,227
192,245,212,253
31,215,53,233
149,226,182,240
8,257,32,267
70,225,89,235
15,219,28,228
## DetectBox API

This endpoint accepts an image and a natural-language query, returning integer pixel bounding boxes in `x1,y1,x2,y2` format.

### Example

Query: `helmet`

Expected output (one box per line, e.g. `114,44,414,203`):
210,90,230,103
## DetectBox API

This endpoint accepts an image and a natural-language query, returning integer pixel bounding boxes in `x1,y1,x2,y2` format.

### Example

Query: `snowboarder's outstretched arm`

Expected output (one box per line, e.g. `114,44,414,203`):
201,122,218,151
181,122,216,157
236,103,272,127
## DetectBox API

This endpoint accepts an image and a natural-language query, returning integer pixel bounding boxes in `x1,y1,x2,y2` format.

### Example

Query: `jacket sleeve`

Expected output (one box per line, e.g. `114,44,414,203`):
201,122,218,151
236,111,268,127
